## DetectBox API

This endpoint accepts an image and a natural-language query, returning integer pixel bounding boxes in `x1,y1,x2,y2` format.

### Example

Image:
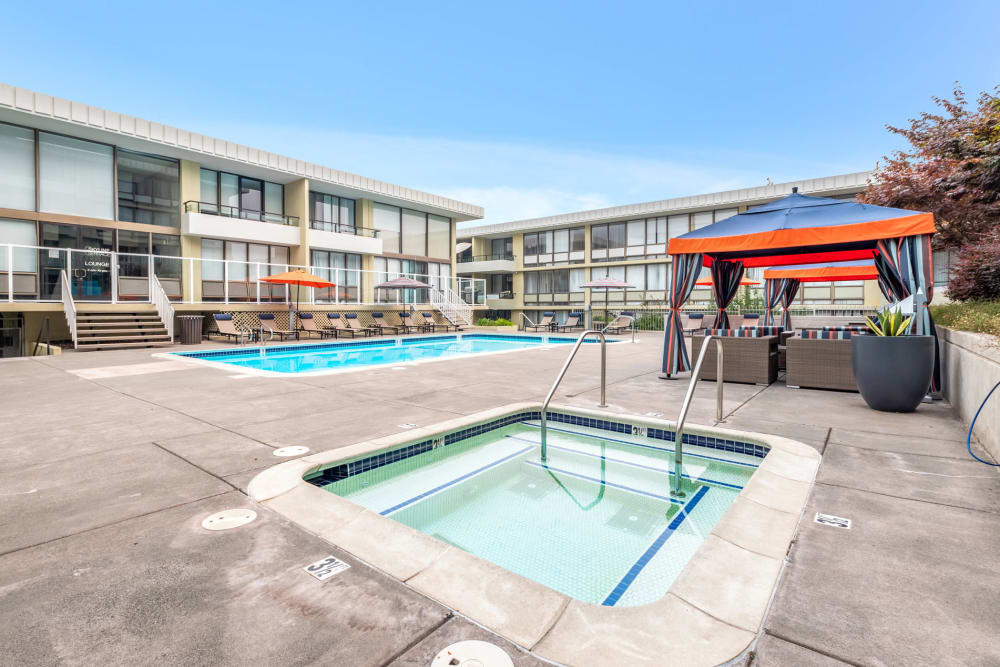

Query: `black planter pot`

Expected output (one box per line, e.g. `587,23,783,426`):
852,335,934,413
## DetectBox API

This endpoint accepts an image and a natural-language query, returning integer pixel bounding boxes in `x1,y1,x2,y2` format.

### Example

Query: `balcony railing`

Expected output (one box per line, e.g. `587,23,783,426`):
184,201,298,226
309,221,379,237
457,253,515,263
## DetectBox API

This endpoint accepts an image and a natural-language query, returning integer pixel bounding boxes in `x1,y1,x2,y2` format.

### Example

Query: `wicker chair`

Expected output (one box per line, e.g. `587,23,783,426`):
691,332,778,385
785,332,858,391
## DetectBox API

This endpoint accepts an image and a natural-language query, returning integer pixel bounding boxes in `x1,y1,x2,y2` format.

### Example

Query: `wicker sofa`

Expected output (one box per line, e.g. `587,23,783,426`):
692,332,778,385
785,331,858,391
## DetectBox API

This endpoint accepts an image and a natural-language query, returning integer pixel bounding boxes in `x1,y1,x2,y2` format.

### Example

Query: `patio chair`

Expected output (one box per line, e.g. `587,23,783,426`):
397,311,431,334
211,313,244,343
525,311,555,332
344,313,379,337
603,312,635,335
258,313,298,341
297,312,336,339
420,311,455,332
682,312,705,336
556,311,584,332
323,313,362,338
692,329,778,385
370,312,405,335
785,330,858,391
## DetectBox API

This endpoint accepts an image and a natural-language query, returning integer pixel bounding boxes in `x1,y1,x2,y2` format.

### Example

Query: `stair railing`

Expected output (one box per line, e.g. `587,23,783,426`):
60,270,77,349
151,274,175,342
671,335,724,498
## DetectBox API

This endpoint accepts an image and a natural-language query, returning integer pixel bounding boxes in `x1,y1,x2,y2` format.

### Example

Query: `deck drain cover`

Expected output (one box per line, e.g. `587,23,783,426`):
273,446,309,457
397,423,418,429
815,512,851,529
432,640,513,667
202,509,257,531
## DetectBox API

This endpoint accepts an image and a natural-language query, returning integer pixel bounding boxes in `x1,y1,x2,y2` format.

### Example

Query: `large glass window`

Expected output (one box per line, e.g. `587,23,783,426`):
310,191,356,231
264,182,284,221
311,249,361,302
693,211,713,229
402,208,427,255
373,203,401,253
239,178,262,214
647,263,667,291
220,173,239,210
0,218,37,272
570,227,585,252
117,149,180,227
0,123,35,211
608,223,626,249
554,229,569,253
201,169,283,221
627,220,645,247
200,169,218,205
524,233,538,257
39,132,114,219
668,214,688,238
591,225,608,251
201,239,224,281
427,214,451,259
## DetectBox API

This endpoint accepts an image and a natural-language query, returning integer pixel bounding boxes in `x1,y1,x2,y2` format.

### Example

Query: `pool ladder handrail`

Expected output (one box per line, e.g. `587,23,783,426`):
602,313,636,343
518,311,537,332
540,329,607,462
671,334,724,498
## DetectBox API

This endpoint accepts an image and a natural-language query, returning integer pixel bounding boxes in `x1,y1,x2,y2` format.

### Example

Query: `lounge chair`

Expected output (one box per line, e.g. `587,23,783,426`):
682,312,705,336
786,330,858,391
603,312,634,335
420,311,455,332
556,311,583,332
258,313,297,341
211,313,244,343
526,311,555,332
323,313,363,338
692,329,778,385
370,312,405,335
344,313,378,337
297,312,336,339
397,311,430,334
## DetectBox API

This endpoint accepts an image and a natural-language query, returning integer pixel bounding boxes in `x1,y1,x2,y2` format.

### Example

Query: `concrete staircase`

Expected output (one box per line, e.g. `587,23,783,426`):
75,308,172,351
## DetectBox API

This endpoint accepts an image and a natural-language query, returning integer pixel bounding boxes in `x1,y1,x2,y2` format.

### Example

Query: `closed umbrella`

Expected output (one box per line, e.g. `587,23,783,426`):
579,277,634,328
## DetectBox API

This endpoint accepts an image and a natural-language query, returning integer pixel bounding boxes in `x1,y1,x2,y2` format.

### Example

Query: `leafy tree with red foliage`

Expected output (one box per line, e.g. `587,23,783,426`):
946,227,1000,301
859,84,1000,250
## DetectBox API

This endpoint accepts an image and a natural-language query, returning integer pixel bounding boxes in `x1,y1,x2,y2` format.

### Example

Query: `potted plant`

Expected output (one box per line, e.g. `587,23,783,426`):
852,308,935,412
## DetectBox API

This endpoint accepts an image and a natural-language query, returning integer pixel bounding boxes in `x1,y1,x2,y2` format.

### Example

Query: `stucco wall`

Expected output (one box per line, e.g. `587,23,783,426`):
938,326,1000,462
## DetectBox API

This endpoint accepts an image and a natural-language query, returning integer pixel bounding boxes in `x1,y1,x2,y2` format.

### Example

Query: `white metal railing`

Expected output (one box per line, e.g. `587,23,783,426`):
0,243,484,309
59,269,77,349
430,285,474,326
151,274,175,342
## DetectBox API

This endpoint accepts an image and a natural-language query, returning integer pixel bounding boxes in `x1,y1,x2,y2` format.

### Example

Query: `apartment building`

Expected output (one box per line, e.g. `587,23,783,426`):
0,83,484,352
455,173,944,326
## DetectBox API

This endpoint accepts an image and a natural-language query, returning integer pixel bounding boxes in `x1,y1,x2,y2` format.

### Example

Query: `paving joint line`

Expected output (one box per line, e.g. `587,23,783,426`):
763,629,864,667
376,611,454,667
815,480,999,516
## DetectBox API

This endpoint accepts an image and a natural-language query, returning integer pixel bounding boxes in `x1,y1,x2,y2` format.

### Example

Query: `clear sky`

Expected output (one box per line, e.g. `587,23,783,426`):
4,1,999,227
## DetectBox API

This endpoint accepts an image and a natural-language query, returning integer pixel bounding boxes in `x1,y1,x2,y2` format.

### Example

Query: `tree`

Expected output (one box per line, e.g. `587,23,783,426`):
947,227,1000,301
859,84,1000,249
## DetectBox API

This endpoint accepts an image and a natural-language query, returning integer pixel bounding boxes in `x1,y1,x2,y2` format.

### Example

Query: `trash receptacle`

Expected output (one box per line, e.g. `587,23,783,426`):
178,315,204,345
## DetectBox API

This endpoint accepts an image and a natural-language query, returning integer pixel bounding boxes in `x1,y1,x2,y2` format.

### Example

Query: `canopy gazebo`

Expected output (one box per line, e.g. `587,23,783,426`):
662,190,938,391
761,259,879,329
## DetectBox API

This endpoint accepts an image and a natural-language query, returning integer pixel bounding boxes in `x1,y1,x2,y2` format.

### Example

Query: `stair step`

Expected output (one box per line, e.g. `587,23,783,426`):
78,328,168,336
77,314,162,320
76,340,174,350
78,322,165,329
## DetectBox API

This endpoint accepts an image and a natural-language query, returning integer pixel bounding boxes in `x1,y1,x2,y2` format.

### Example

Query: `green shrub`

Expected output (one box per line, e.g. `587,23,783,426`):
493,318,513,326
475,317,515,327
633,313,664,330
930,300,1000,337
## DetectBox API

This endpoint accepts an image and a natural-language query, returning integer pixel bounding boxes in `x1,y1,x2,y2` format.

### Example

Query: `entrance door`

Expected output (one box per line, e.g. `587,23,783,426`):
40,224,115,301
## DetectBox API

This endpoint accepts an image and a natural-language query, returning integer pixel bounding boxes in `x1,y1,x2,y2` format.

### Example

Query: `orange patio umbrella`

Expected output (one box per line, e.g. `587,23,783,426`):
259,269,336,313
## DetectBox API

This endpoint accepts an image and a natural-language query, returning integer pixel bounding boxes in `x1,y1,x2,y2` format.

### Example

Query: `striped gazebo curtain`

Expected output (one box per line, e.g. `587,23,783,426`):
779,279,801,331
874,235,940,392
762,278,785,327
709,260,746,329
661,253,704,376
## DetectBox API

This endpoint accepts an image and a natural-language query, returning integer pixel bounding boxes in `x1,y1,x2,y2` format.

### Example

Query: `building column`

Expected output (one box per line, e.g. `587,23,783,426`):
178,159,202,302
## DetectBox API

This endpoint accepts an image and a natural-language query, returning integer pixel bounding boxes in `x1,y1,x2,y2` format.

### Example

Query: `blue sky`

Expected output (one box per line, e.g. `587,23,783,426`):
4,1,999,226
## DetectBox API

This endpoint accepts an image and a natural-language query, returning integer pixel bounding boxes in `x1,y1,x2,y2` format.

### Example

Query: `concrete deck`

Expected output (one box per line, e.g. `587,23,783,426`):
1,332,998,666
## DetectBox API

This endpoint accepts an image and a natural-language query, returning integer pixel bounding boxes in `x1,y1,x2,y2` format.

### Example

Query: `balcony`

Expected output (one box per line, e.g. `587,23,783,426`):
456,253,515,274
182,201,301,246
307,221,383,255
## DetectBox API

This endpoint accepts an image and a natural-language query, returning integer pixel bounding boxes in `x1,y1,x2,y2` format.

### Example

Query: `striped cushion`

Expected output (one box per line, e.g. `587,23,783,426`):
741,325,783,336
705,328,761,337
801,329,852,340
822,325,869,333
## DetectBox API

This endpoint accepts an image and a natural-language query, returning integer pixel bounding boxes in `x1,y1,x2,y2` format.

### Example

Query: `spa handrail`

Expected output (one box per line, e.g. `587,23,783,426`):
540,329,607,461
671,334,724,498
519,312,537,331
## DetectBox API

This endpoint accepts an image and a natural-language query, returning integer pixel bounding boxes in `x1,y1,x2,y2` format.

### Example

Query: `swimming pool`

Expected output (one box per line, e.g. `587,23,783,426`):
172,333,606,375
251,403,820,662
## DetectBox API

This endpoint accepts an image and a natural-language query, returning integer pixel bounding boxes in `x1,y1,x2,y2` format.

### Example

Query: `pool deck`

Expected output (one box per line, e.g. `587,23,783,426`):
1,331,998,666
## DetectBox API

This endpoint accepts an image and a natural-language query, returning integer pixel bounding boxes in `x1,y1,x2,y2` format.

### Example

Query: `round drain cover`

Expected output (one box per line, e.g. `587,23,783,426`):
201,509,257,531
273,446,309,457
431,640,513,667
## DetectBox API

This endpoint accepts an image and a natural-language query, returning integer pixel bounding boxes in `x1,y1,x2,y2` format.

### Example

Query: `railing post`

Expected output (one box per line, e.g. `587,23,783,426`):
223,260,229,303
6,245,12,303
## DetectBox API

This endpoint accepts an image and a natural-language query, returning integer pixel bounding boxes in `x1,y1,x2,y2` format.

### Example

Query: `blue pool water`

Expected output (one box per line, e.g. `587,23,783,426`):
175,334,604,374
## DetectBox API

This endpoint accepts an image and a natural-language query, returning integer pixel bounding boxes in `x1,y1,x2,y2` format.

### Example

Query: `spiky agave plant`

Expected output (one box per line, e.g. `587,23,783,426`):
865,308,913,336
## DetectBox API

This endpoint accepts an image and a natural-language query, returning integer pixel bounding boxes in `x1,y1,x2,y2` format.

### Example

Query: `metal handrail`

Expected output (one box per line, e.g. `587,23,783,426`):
457,253,515,263
183,200,299,226
151,274,175,342
671,334,724,498
602,313,636,343
59,270,77,349
309,220,379,237
518,312,537,331
540,329,607,461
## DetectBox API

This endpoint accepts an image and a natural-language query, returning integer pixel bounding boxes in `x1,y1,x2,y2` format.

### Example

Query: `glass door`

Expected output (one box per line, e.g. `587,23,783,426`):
39,223,114,301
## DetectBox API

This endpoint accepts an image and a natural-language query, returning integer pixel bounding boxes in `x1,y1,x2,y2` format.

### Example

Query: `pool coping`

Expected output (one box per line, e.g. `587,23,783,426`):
157,332,626,378
248,402,820,666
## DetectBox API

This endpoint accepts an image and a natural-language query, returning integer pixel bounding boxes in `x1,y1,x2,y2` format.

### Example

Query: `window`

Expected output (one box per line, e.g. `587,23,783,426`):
668,214,688,238
427,214,451,259
200,169,283,220
0,218,37,272
524,233,538,257
491,237,513,257
647,264,667,291
553,229,569,253
402,208,427,256
538,231,552,254
714,208,737,223
570,227,585,252
220,172,239,209
591,225,608,251
647,217,667,244
608,223,626,250
264,182,284,221
311,249,362,302
199,238,288,292
239,178,262,214
0,123,35,211
39,132,114,219
627,220,645,247
626,264,645,290
201,239,224,281
310,192,357,232
693,211,713,229
570,268,586,292
373,203,401,253
933,249,957,287
117,149,180,227
200,170,218,206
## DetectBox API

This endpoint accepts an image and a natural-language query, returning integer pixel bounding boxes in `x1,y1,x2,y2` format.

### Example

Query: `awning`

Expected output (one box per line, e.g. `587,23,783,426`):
763,259,879,283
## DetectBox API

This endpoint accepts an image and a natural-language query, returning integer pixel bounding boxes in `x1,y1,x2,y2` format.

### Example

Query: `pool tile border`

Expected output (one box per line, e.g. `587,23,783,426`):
249,402,821,666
